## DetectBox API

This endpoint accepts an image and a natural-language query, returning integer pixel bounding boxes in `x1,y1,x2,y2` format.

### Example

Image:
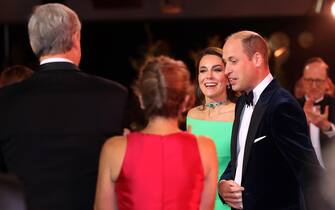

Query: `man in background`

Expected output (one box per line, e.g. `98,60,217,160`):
0,3,127,210
297,57,335,169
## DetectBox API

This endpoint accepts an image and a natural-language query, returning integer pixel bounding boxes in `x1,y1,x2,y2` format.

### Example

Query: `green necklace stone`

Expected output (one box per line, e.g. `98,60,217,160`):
205,101,227,108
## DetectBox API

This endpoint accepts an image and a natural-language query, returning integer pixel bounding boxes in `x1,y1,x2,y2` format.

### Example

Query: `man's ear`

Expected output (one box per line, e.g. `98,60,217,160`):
253,52,263,68
72,31,80,50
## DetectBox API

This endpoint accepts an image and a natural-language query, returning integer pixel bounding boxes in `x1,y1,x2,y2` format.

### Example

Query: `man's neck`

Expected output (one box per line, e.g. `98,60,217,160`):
39,50,80,66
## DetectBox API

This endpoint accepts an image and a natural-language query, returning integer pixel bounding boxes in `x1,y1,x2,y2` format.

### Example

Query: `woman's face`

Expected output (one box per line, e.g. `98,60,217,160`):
198,54,228,103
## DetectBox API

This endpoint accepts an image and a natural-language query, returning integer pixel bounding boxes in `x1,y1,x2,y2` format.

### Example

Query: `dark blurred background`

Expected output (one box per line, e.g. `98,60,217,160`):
1,0,335,92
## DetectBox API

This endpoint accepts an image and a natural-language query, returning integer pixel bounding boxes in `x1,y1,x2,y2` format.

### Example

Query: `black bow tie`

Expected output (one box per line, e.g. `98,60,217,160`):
244,91,254,106
313,100,324,106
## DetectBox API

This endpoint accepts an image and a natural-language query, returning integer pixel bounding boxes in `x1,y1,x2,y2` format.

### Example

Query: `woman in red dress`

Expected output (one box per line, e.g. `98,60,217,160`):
94,56,218,210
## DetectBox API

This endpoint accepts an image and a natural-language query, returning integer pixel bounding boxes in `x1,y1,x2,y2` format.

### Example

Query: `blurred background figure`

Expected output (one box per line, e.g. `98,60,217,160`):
95,56,218,210
320,142,335,209
297,57,335,169
325,77,335,97
293,76,304,98
0,173,27,210
187,47,237,210
0,65,33,88
0,3,128,210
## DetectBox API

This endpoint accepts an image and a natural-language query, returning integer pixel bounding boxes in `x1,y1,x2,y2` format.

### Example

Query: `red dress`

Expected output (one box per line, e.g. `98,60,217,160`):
115,131,204,210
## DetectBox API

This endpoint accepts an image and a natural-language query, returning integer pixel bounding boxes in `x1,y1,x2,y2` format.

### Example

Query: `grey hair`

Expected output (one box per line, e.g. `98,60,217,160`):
28,3,81,58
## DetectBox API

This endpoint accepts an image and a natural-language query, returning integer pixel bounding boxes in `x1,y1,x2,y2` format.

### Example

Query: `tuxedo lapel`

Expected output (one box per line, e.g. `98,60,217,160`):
241,80,280,178
231,97,245,175
241,97,267,175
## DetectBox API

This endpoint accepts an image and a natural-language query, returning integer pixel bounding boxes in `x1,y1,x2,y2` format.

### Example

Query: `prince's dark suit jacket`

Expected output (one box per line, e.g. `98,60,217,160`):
0,62,128,210
221,80,324,210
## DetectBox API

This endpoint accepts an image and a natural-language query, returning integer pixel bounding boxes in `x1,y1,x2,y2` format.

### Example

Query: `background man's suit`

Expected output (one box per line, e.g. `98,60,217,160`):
221,80,323,210
297,95,335,168
0,62,128,210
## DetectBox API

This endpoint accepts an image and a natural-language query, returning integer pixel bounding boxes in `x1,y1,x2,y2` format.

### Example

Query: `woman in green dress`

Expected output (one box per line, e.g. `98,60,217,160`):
187,47,237,210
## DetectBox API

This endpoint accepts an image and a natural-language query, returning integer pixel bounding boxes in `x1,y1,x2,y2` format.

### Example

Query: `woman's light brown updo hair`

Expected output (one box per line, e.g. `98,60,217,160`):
133,56,190,119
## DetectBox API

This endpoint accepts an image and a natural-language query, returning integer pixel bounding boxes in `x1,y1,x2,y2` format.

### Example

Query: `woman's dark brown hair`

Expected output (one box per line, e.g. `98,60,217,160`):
133,56,190,119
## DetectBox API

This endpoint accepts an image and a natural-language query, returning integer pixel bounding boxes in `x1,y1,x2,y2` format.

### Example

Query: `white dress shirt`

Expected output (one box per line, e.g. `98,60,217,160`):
40,57,74,65
234,73,273,185
307,96,335,168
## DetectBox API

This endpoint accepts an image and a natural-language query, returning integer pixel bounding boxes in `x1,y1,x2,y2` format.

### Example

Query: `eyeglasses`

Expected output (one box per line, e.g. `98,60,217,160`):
303,78,326,86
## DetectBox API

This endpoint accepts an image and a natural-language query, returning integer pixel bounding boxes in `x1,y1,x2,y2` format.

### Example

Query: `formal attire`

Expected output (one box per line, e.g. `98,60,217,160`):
297,95,335,168
115,131,204,210
187,116,232,210
0,61,128,210
221,76,323,210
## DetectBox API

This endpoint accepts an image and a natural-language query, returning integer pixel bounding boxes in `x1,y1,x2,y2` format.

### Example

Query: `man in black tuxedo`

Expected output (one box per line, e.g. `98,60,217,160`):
218,31,323,210
0,3,127,210
297,57,335,169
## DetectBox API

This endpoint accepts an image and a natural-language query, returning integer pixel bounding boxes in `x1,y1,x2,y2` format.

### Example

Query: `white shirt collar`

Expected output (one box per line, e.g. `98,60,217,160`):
40,58,74,65
251,73,273,105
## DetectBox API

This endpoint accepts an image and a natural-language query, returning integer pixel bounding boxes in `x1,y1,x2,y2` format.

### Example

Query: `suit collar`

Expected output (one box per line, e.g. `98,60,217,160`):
232,79,280,178
242,79,280,176
251,73,273,106
231,97,244,175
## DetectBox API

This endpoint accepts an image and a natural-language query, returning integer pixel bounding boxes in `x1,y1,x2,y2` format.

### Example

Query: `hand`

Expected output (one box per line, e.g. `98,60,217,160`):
303,98,315,124
312,105,331,131
218,180,244,209
303,99,330,131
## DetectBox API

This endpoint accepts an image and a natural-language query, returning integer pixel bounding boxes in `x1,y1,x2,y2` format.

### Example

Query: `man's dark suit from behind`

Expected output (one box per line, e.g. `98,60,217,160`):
0,3,128,210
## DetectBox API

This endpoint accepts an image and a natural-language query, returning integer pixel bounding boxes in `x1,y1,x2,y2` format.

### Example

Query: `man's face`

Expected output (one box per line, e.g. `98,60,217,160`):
303,62,328,100
222,38,256,92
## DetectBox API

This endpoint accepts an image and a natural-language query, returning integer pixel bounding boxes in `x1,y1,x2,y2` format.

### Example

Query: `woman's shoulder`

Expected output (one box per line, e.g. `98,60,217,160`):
187,106,205,118
103,136,127,153
196,135,215,146
195,136,217,160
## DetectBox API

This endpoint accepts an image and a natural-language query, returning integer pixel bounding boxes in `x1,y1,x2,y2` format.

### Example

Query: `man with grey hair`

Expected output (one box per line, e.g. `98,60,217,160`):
0,3,128,210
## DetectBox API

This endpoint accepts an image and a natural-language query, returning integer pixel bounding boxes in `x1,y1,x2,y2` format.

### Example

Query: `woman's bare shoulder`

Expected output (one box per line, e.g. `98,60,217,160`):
187,106,205,118
103,136,127,153
196,135,216,149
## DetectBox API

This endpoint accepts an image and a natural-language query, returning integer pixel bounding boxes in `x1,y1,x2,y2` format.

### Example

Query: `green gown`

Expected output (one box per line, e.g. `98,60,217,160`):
186,116,232,210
